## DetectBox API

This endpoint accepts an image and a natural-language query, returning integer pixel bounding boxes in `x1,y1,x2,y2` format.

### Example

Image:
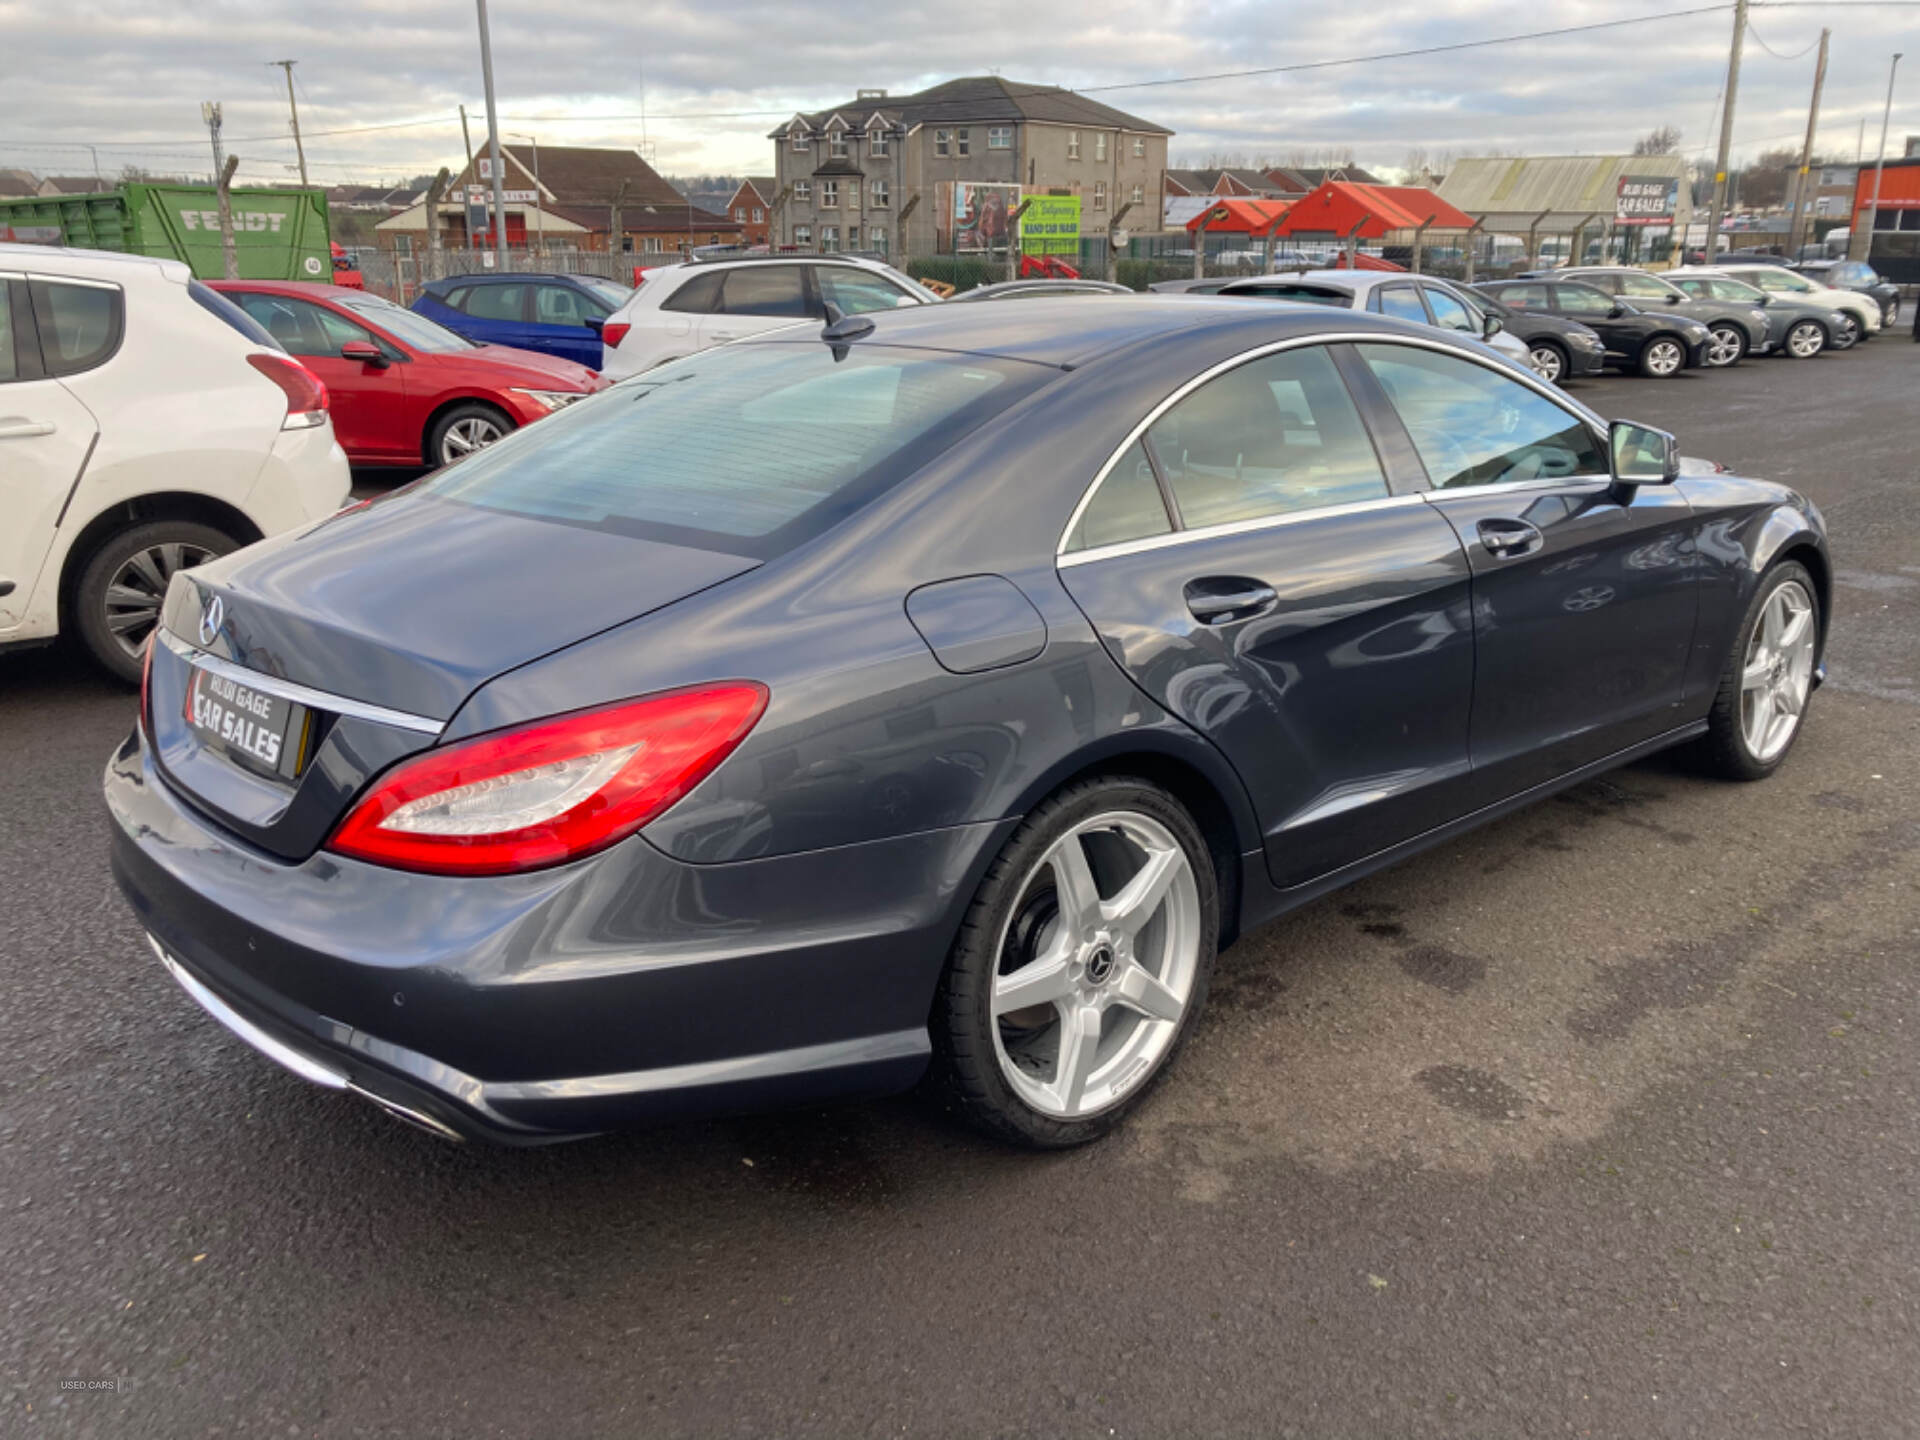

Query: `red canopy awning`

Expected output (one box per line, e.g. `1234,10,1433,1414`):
1184,198,1293,235
1271,181,1475,239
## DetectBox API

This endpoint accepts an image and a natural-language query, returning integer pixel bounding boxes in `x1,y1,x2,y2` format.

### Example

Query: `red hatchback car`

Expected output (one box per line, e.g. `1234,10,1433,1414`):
210,281,609,468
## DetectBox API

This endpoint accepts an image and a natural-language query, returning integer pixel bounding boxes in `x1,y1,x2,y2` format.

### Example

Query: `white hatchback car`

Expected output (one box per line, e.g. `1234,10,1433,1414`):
1673,263,1883,349
0,245,350,681
599,255,939,379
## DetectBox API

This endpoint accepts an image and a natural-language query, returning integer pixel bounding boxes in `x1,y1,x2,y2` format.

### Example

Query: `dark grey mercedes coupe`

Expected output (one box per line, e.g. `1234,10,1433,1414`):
107,294,1829,1148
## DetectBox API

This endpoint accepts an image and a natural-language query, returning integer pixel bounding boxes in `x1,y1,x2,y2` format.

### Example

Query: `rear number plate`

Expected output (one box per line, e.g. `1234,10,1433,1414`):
185,667,305,779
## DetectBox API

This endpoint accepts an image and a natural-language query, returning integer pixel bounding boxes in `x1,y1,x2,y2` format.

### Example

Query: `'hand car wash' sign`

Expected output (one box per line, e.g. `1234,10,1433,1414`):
1616,175,1679,226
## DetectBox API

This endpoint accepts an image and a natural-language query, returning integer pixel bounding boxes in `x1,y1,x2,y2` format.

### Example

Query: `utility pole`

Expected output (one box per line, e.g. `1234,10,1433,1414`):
458,105,477,254
201,101,224,185
1786,29,1830,258
215,154,240,280
1855,52,1904,261
1703,0,1748,264
474,0,509,267
268,60,308,186
424,166,451,284
608,178,629,268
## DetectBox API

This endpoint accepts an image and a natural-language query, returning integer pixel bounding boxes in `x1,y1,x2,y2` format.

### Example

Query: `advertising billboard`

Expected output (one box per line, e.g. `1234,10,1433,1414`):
1616,174,1680,226
950,182,1020,251
1021,194,1083,256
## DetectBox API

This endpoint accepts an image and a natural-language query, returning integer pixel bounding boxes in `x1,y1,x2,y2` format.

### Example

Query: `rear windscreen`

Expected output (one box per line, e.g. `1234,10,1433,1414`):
422,342,1048,558
1228,285,1351,306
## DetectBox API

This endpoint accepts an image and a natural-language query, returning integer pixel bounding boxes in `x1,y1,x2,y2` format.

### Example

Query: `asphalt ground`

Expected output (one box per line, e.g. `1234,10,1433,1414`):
3,333,1917,1439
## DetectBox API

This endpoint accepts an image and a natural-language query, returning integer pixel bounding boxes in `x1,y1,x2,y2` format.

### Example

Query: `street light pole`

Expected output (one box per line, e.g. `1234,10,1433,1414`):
1855,52,1903,262
474,0,510,266
509,132,543,256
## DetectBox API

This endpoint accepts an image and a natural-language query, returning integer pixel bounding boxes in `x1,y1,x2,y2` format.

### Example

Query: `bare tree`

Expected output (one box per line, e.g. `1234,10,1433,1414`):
1633,125,1683,156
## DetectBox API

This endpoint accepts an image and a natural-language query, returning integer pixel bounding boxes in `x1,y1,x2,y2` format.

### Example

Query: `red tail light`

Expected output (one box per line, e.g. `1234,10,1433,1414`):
327,683,768,876
247,353,329,430
600,321,631,349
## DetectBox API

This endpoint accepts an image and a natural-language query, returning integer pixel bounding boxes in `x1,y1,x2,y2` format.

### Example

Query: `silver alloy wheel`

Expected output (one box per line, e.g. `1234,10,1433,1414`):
989,810,1202,1120
1786,321,1825,359
1704,324,1744,367
1832,313,1860,350
1644,338,1684,376
440,415,505,463
1741,579,1816,763
1528,344,1565,383
103,542,215,661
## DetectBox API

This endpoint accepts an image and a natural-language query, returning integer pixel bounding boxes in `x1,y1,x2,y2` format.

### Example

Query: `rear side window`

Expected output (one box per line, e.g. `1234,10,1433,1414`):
422,343,1044,558
661,270,723,314
719,266,811,317
1372,286,1428,323
464,283,525,322
1145,345,1389,530
441,285,473,313
1494,283,1550,308
188,280,279,349
0,282,20,381
1065,440,1171,552
27,279,123,376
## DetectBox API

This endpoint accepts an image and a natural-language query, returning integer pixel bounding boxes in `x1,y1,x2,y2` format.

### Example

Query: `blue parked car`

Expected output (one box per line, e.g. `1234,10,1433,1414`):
411,272,632,371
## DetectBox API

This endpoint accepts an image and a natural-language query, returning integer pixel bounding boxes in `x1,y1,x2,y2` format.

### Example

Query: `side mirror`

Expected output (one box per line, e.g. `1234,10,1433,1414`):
1608,304,1627,319
1481,312,1504,339
1666,293,1682,304
340,340,388,367
583,315,606,335
1609,419,1680,486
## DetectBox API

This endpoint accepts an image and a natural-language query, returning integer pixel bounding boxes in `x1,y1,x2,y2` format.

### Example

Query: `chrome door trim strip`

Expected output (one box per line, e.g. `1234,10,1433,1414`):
1055,329,1607,558
158,629,445,735
1058,491,1431,568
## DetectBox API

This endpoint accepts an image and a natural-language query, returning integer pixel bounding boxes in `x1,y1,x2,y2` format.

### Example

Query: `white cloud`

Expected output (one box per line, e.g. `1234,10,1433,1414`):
0,0,1911,184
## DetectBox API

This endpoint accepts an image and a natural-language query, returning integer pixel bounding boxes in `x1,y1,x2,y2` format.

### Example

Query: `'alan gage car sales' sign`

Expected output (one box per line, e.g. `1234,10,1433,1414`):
1616,175,1680,226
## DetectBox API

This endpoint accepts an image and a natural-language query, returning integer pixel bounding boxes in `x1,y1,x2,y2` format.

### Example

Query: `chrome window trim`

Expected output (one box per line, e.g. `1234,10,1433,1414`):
1060,491,1430,568
1055,330,1607,558
26,273,123,292
158,629,444,735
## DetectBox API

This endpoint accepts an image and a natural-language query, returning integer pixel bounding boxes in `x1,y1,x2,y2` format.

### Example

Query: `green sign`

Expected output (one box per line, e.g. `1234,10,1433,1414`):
1021,195,1082,256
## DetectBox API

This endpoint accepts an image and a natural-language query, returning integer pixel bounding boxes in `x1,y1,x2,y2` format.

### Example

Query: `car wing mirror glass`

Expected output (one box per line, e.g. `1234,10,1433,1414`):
1609,419,1679,486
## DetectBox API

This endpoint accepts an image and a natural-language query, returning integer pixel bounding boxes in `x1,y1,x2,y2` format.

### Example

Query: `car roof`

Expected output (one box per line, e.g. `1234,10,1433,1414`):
0,241,190,285
746,294,1447,370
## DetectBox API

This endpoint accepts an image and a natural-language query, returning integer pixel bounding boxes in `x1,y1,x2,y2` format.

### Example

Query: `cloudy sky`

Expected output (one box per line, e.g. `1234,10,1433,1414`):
0,1,1912,186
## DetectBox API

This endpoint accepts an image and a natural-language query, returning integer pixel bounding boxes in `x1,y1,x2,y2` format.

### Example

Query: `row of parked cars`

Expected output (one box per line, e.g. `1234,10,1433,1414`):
0,238,1898,683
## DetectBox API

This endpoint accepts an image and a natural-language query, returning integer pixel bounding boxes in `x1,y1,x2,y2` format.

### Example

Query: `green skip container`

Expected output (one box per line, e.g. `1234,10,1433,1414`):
0,182,332,281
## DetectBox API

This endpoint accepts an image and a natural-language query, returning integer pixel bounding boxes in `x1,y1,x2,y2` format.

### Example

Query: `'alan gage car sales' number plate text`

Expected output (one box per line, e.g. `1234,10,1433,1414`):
186,666,307,779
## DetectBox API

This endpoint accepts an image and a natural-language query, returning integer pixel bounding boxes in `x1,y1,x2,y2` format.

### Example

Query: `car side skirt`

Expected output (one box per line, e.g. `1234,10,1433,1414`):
1235,718,1711,937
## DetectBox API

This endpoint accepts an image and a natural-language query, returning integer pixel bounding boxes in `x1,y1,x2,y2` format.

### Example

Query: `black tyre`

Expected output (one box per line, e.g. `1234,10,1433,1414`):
1703,322,1747,368
1637,334,1686,378
426,402,514,467
1527,340,1568,385
1690,560,1820,782
73,521,236,684
1783,319,1827,359
929,776,1219,1148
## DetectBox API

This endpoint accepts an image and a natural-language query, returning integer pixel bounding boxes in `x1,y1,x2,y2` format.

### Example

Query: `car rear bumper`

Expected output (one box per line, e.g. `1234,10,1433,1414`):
107,728,1005,1143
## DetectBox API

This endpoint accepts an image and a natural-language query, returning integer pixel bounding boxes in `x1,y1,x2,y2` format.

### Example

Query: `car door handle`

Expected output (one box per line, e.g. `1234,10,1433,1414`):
1477,518,1544,558
0,416,55,439
708,329,739,342
1185,578,1278,625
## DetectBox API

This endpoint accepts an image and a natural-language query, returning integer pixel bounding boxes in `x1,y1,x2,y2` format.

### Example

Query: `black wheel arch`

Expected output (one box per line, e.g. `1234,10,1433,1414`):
58,493,261,626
